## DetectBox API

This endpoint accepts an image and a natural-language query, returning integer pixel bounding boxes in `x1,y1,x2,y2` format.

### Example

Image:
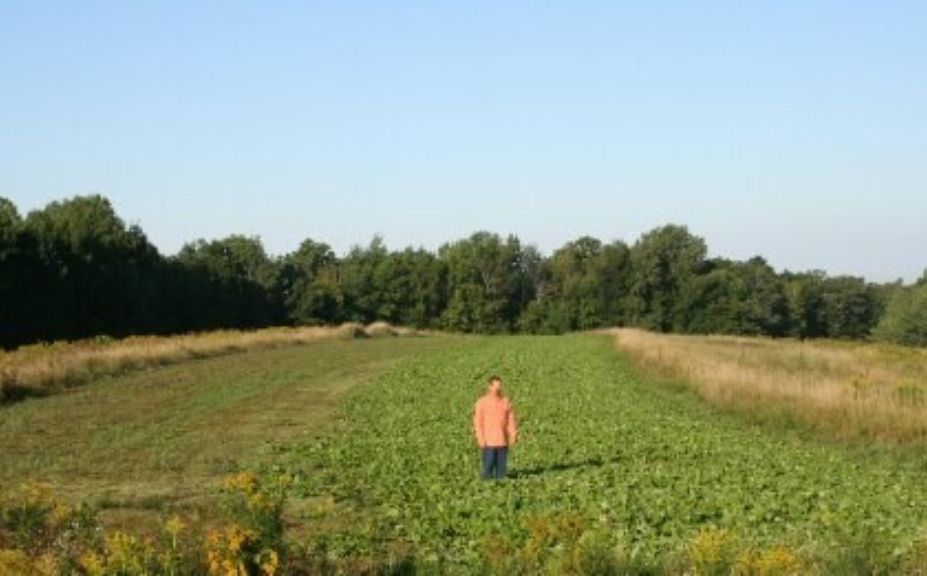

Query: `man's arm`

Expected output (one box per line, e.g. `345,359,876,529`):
506,401,518,446
473,400,485,447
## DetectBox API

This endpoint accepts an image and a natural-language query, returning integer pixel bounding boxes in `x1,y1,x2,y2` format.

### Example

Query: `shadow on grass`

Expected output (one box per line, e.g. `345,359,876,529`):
0,379,49,405
509,456,621,479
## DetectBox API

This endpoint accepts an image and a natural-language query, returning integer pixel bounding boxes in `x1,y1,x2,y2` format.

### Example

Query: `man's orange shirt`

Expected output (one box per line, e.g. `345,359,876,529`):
473,394,518,448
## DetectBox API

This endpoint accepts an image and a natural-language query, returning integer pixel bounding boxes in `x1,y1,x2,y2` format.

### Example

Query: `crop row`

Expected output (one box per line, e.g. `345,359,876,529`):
286,334,927,572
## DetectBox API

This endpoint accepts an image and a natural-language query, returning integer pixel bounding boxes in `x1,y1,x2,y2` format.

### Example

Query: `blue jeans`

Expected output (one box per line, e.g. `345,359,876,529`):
481,446,508,480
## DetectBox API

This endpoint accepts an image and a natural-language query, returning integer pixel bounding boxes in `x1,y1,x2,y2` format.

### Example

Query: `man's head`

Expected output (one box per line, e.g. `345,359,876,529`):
487,375,503,396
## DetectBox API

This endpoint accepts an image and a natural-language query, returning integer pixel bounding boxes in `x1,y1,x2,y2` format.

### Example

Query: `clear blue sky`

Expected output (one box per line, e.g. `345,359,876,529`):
2,1,925,282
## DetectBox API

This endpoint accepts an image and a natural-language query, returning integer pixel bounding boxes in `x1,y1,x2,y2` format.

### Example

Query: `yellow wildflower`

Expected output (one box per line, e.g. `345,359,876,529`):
78,551,105,576
260,549,279,575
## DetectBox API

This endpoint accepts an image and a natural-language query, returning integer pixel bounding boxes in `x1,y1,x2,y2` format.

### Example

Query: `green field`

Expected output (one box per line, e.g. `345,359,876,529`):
0,337,460,525
4,334,927,573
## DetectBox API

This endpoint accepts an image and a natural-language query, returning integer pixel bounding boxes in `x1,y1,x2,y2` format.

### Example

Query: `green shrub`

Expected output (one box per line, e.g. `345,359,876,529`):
875,283,927,346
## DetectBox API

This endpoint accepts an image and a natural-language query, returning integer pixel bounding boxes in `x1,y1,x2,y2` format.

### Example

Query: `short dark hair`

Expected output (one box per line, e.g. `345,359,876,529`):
488,375,502,384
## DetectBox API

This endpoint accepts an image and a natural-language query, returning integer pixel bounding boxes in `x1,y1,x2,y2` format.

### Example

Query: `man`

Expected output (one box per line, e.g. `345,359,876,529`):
473,375,518,480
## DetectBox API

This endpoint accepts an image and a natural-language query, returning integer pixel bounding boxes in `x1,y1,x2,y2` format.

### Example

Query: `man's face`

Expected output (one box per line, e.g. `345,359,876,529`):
489,379,502,396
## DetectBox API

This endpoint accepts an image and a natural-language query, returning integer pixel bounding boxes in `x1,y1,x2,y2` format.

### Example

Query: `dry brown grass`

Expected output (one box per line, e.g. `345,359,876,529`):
364,320,417,337
610,328,927,444
0,323,423,403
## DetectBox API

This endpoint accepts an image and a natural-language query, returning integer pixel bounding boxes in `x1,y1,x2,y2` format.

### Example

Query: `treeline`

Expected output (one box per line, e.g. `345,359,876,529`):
1,195,925,349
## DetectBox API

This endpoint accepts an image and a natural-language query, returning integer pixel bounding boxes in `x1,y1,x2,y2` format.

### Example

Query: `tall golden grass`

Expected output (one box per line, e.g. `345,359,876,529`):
0,323,421,403
611,328,927,444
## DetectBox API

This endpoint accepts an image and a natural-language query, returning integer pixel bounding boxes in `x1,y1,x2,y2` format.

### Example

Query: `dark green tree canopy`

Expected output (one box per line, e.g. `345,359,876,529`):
0,195,914,348
628,225,708,332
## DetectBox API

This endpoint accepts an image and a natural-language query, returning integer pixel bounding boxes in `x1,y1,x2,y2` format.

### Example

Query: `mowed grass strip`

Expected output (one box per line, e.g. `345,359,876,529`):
288,334,927,571
0,336,465,516
613,328,927,444
0,323,415,403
